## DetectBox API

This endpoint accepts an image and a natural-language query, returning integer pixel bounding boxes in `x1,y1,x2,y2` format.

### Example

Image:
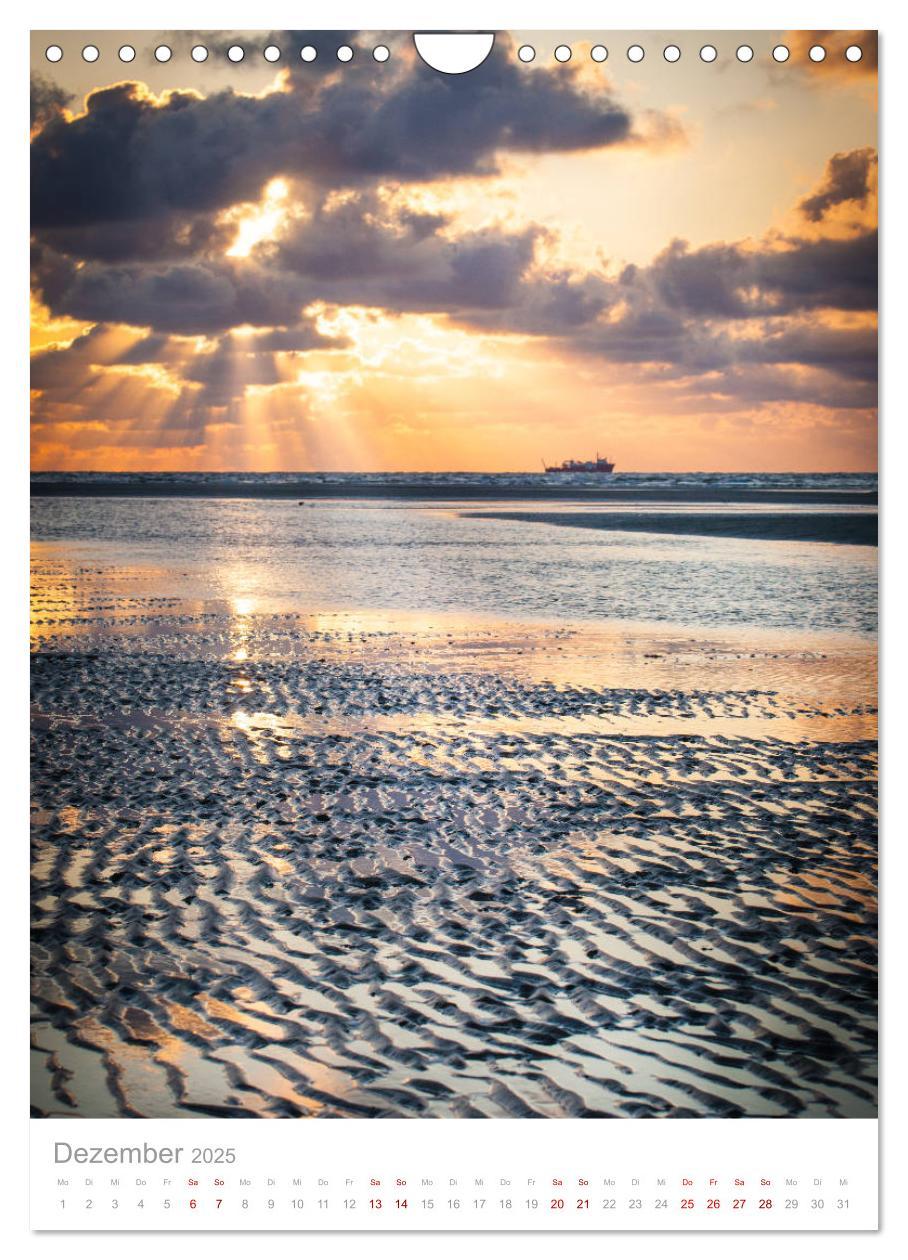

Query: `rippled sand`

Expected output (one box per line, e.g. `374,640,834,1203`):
31,579,877,1119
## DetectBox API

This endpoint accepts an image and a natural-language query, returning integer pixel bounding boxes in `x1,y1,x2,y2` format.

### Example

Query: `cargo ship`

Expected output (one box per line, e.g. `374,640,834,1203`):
543,453,616,474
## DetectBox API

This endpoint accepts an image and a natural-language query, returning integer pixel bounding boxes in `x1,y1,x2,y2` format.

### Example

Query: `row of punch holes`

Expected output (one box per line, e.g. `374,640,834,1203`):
45,41,866,66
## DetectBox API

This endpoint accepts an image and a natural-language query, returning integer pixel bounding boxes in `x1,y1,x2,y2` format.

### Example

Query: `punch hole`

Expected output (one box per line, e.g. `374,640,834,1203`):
736,45,754,62
554,45,572,63
591,45,608,63
227,45,245,63
263,46,281,63
414,33,494,74
300,45,317,63
154,45,172,63
809,45,826,62
627,45,645,63
845,45,863,62
663,45,681,63
700,45,717,63
772,45,790,62
191,45,208,62
518,45,535,63
373,45,390,62
337,45,354,62
82,44,99,63
118,45,136,63
45,44,63,62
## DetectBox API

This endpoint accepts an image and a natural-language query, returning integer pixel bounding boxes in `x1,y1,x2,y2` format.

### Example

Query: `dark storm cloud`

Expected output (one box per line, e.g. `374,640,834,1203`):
32,255,314,335
563,296,875,392
567,303,709,368
648,231,877,318
30,75,72,130
32,189,545,333
277,213,542,312
459,220,876,382
754,231,877,312
272,195,457,283
439,230,539,308
31,44,636,232
37,213,235,265
798,148,877,222
738,325,877,387
462,268,612,339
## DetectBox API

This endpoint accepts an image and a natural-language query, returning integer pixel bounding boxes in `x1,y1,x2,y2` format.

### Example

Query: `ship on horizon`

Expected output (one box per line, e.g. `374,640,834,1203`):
543,452,616,474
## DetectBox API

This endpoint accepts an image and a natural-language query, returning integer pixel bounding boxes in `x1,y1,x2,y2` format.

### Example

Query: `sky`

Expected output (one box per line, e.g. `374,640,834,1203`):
30,29,878,473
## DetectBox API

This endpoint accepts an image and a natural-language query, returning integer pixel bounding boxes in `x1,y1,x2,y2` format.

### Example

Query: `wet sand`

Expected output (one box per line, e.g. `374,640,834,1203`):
31,580,877,1119
462,511,878,547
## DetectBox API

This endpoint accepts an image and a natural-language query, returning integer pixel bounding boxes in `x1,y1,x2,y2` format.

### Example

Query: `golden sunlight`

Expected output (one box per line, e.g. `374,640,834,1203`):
225,178,290,258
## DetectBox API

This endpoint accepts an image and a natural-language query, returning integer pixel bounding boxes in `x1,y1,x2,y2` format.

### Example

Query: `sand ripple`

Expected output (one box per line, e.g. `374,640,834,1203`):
31,615,876,1119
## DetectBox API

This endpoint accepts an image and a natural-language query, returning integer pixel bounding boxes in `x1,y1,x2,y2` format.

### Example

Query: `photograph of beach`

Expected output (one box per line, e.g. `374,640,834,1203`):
30,31,877,1119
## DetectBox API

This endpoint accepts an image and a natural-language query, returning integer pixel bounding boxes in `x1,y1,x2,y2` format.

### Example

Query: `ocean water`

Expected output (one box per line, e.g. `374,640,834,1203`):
31,471,878,492
31,493,877,636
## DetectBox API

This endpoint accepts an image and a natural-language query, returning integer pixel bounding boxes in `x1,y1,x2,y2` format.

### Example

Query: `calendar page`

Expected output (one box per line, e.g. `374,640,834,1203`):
28,23,878,1235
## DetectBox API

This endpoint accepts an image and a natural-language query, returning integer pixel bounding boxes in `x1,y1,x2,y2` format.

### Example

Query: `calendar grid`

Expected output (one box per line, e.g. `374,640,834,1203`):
30,1118,878,1231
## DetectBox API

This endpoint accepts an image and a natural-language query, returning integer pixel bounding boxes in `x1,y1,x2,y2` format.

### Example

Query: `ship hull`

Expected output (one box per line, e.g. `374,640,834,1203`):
544,465,615,474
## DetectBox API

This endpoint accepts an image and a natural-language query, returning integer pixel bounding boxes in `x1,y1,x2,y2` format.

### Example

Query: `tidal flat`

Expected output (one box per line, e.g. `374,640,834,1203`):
30,497,877,1118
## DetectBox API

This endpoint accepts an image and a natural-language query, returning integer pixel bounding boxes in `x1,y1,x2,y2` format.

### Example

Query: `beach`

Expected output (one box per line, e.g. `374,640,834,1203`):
30,484,878,1119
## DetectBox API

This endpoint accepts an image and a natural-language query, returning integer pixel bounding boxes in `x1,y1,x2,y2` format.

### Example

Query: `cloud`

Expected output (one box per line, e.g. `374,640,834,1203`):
37,213,235,265
275,195,543,312
170,29,359,75
799,148,877,222
737,320,877,381
43,178,875,348
30,75,72,131
32,188,548,333
31,317,349,425
31,323,134,390
31,42,641,233
32,253,315,335
32,211,877,420
646,230,877,318
243,325,347,353
696,363,876,411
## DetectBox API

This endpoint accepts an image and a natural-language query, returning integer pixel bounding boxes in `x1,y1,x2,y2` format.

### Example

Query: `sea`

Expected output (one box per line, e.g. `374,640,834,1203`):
31,472,878,636
31,470,877,492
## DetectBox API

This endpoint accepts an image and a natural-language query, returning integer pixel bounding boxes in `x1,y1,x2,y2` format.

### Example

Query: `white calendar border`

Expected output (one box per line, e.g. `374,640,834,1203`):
4,1,904,1255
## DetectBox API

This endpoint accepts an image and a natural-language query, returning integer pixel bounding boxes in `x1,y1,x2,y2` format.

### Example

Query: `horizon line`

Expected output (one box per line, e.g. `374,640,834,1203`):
30,468,880,477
